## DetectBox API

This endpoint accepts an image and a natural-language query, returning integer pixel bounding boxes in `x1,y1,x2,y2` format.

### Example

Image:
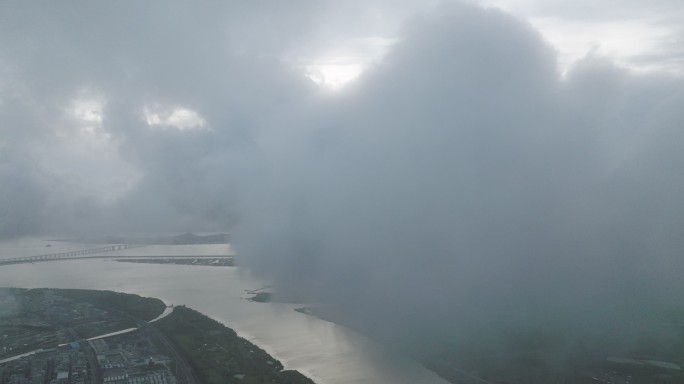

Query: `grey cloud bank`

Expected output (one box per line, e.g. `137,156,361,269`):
234,2,684,363
2,0,684,376
0,0,316,238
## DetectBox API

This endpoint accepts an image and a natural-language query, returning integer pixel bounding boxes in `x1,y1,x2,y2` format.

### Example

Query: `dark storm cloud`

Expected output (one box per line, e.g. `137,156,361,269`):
233,3,684,357
0,0,317,237
1,0,684,368
0,156,48,240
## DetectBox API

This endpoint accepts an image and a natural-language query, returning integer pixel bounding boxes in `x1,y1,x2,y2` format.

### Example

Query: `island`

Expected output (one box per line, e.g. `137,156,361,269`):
0,288,314,384
116,258,235,267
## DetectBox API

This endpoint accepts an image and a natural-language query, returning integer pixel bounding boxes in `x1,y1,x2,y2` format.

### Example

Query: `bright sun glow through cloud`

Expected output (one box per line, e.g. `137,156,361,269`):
302,2,684,90
68,98,103,123
304,37,397,90
306,62,365,90
63,96,112,145
145,105,207,131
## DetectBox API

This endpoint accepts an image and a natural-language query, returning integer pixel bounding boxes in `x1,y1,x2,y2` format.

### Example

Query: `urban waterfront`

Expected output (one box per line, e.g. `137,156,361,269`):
0,288,313,384
0,240,450,384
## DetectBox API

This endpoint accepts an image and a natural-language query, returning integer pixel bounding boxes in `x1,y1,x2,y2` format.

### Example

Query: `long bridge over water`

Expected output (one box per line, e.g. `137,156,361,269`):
0,244,138,266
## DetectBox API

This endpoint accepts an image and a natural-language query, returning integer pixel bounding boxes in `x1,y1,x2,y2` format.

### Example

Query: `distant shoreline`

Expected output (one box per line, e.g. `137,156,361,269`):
116,257,235,267
69,233,230,245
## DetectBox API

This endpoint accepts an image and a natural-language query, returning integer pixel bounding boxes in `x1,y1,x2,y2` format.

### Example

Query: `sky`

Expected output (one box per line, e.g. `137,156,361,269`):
2,0,684,373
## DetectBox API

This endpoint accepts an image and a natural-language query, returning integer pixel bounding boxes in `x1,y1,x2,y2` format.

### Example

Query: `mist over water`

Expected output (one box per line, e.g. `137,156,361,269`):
233,4,684,363
2,0,684,381
0,241,451,384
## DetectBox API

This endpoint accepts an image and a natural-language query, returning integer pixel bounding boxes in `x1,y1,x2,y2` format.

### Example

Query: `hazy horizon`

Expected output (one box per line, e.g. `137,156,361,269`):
2,1,684,382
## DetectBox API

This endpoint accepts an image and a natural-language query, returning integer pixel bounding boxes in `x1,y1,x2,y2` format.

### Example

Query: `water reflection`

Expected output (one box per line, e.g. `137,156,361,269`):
0,242,449,384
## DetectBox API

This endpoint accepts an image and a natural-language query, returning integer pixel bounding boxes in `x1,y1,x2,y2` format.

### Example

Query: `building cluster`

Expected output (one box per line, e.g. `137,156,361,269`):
22,292,130,340
90,331,177,384
1,329,178,384
1,290,132,360
2,290,178,384
0,318,67,358
0,343,90,384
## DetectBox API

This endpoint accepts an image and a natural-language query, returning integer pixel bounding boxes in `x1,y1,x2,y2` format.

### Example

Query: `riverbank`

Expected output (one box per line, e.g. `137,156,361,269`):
0,288,315,384
289,305,684,384
0,256,453,384
155,306,314,384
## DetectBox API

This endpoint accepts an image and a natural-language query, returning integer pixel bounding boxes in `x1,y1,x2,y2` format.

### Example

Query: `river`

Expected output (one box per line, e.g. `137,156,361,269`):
0,240,449,384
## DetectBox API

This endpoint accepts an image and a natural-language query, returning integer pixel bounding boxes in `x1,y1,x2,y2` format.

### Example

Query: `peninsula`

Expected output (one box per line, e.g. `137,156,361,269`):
0,288,314,384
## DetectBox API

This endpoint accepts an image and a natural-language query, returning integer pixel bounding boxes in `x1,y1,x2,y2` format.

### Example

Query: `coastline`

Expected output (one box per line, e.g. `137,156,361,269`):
0,256,455,384
0,288,316,384
289,305,684,384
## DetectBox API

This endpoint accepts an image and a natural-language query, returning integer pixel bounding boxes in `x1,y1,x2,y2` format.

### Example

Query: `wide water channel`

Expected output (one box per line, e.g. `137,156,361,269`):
0,240,449,384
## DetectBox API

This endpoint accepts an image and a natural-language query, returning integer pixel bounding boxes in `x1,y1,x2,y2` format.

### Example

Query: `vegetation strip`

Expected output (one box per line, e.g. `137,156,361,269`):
0,288,315,384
